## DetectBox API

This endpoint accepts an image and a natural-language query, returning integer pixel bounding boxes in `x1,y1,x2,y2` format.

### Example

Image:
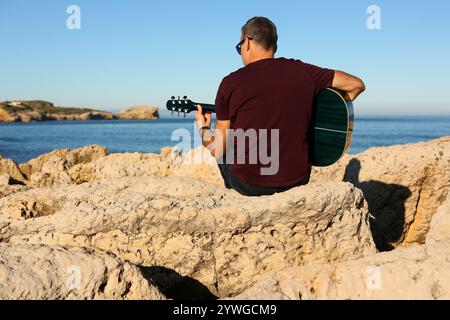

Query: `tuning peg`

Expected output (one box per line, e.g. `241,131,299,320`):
183,96,187,100
171,107,175,115
178,96,180,100
177,109,180,116
171,96,175,100
184,109,188,117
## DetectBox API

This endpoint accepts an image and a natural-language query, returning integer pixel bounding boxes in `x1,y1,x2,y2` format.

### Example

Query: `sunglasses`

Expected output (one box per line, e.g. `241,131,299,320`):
235,37,253,55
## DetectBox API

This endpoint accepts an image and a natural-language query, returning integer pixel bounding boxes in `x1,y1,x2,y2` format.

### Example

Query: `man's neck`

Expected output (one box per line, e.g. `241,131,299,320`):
247,52,275,65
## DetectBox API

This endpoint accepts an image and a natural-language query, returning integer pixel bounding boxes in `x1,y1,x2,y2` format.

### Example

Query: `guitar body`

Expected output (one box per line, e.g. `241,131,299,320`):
310,88,354,167
167,88,354,167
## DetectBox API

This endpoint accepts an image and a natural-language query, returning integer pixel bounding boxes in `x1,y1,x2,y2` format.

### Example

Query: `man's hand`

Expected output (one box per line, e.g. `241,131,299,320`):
196,104,212,130
195,104,231,160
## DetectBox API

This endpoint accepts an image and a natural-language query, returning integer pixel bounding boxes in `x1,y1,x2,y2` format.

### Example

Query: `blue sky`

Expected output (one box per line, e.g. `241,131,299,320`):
0,0,449,115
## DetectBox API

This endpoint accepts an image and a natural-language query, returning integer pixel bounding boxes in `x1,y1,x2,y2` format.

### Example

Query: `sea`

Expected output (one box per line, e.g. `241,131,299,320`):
0,115,449,164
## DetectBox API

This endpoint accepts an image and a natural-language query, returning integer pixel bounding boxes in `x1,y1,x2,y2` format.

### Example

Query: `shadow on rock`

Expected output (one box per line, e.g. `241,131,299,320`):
343,158,412,251
6,177,26,186
140,266,218,300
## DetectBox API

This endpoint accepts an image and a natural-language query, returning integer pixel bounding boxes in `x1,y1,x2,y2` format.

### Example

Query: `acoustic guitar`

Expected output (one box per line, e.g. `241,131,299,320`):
166,88,353,167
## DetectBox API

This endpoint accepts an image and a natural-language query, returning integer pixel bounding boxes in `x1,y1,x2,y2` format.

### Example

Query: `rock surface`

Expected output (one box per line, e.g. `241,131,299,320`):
0,243,165,300
0,136,449,300
53,136,446,251
425,193,450,245
0,155,27,185
117,105,160,120
0,176,376,297
21,145,109,187
232,165,450,300
233,194,450,300
17,145,221,187
231,241,450,300
311,136,450,249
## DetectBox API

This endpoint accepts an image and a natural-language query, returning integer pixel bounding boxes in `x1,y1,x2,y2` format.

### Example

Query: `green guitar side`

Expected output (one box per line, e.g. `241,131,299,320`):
310,88,354,167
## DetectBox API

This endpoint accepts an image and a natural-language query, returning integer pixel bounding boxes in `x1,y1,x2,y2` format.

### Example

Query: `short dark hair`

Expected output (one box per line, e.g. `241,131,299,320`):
241,17,278,53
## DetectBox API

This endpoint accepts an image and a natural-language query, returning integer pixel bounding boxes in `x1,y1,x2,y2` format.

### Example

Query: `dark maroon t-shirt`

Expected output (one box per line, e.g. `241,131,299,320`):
215,57,335,188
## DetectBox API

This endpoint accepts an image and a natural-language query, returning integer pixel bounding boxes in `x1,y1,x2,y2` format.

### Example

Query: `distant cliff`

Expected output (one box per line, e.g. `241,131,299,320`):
0,100,159,122
0,100,114,122
116,105,159,120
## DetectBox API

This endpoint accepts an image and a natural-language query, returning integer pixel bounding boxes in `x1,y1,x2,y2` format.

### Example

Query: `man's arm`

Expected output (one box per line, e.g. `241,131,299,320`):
331,70,366,101
196,105,230,159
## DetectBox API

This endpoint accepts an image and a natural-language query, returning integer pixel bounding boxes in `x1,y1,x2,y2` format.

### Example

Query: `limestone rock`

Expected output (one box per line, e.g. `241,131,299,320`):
0,155,27,185
0,176,376,297
24,145,109,187
68,152,173,184
310,136,450,249
4,144,219,188
0,175,9,186
0,243,165,300
232,241,450,300
0,175,28,199
18,111,43,122
117,106,159,120
426,193,450,245
0,108,17,122
68,146,221,185
169,147,222,185
51,111,115,121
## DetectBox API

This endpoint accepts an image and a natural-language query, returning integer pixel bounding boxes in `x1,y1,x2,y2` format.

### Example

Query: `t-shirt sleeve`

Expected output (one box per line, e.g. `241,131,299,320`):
215,78,230,120
303,62,335,93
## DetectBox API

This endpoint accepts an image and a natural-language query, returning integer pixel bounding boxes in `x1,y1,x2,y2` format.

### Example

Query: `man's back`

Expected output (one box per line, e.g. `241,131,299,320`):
215,57,335,188
196,16,364,196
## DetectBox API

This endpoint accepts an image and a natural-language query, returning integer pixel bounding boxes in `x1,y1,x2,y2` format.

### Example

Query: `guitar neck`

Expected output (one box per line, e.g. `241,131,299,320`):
194,102,216,113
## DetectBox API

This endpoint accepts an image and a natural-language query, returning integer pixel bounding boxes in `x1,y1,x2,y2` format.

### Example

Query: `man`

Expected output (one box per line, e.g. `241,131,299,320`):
196,16,365,197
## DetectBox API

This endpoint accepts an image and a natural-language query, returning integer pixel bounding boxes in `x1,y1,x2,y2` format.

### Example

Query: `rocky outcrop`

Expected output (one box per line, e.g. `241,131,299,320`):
0,100,161,122
0,155,28,197
18,145,220,187
0,136,449,300
68,151,176,184
0,108,16,122
68,146,221,185
0,243,165,300
310,136,450,250
0,110,115,122
232,196,450,300
0,176,376,297
0,101,115,122
231,242,450,300
426,193,450,245
0,155,27,185
50,111,115,121
59,136,446,251
117,106,160,120
20,145,109,187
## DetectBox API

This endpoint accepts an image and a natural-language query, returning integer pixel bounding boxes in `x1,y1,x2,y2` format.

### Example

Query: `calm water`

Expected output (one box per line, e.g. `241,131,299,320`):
0,115,449,164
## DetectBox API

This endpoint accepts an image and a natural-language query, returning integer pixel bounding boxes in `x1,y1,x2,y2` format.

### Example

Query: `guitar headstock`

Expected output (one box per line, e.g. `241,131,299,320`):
166,96,197,117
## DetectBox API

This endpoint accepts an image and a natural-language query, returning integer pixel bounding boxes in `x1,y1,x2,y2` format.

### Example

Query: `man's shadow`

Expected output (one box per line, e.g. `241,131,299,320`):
343,158,412,251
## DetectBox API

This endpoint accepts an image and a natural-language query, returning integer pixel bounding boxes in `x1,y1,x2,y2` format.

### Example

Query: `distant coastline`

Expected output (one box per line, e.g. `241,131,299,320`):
0,100,159,122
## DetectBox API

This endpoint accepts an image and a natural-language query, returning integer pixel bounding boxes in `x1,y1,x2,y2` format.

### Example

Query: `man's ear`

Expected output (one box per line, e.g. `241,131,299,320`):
245,38,251,53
